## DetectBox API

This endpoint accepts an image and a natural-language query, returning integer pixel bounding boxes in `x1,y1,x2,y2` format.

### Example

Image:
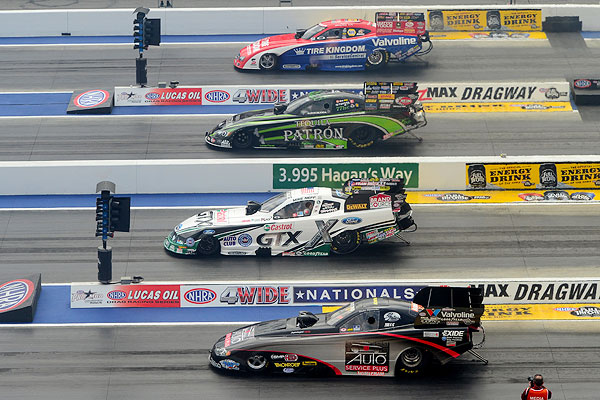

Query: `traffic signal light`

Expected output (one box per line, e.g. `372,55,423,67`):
133,11,145,51
95,195,110,238
143,18,161,47
109,197,131,233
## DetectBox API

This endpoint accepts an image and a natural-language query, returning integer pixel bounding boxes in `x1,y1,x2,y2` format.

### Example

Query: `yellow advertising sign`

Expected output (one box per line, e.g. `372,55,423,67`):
500,9,542,31
423,102,571,113
483,304,600,321
466,162,600,190
406,190,600,204
429,31,547,40
427,9,541,32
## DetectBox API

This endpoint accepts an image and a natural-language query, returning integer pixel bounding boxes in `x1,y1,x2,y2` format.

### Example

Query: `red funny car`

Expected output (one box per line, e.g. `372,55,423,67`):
234,12,432,72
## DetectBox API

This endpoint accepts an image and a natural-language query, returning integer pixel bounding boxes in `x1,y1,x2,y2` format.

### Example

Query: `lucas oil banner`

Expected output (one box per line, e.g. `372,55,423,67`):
71,279,600,308
427,9,541,31
466,162,600,190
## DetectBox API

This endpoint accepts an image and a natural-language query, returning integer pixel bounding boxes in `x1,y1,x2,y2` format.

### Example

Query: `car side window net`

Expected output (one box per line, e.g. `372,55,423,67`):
315,29,342,41
274,200,314,219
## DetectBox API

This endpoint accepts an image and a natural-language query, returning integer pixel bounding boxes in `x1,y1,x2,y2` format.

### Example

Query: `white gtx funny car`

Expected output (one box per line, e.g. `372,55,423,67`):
164,179,416,257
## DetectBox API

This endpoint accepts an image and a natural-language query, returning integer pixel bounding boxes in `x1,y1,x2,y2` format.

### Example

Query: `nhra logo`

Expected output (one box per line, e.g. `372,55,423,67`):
205,90,230,103
107,290,127,300
574,79,592,89
0,279,34,312
74,90,109,108
185,288,217,304
145,92,160,100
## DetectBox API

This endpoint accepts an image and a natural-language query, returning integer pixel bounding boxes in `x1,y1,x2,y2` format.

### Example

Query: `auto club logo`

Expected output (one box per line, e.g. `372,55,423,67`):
0,279,34,312
74,90,110,108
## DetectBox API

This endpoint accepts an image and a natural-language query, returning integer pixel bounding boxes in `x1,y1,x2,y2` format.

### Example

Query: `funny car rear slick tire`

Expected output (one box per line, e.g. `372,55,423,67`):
259,54,278,70
231,131,254,149
348,126,378,148
246,353,269,373
195,235,220,256
395,347,430,375
366,50,388,69
331,230,360,255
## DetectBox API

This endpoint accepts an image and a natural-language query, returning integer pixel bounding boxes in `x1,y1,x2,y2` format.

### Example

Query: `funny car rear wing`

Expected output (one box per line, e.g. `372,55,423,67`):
412,286,485,328
342,178,408,213
375,12,427,36
364,81,420,113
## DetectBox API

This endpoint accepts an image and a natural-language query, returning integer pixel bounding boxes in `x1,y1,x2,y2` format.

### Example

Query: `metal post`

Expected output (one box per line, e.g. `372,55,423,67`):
98,245,112,284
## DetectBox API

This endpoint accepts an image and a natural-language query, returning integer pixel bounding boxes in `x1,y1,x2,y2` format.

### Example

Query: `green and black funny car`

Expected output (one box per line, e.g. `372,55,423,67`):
205,82,427,150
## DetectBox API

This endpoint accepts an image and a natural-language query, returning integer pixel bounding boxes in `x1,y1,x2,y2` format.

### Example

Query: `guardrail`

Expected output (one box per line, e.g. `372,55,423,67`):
0,5,598,37
1,156,598,195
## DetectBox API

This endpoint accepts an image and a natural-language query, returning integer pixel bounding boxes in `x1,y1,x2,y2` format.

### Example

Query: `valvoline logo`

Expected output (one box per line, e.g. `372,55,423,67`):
145,92,161,100
185,288,217,304
74,90,109,108
107,290,127,300
205,90,230,103
0,279,34,312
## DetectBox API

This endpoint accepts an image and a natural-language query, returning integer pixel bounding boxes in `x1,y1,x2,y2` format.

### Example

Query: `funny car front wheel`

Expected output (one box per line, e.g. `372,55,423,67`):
245,353,269,373
331,230,360,254
259,53,278,70
196,235,221,256
231,130,254,149
366,50,389,69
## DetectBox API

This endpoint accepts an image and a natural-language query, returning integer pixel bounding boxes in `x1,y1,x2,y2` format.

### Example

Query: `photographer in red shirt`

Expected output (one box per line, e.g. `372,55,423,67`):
521,374,552,400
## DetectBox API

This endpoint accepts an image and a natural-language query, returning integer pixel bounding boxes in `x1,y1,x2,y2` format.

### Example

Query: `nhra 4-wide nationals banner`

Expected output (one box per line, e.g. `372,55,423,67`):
114,86,289,106
71,280,600,308
466,162,600,190
427,9,541,31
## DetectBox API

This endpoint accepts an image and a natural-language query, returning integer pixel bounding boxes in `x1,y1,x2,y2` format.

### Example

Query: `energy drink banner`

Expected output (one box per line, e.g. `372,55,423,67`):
466,162,600,190
427,9,541,32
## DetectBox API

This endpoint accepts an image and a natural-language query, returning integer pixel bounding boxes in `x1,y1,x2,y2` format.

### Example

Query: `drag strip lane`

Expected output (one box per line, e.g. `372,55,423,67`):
0,321,598,400
0,204,598,283
0,39,595,91
0,112,591,161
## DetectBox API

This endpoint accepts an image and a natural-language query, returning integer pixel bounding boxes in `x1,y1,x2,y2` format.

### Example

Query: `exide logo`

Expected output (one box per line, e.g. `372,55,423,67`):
107,290,127,300
205,90,230,103
185,288,217,304
145,93,160,100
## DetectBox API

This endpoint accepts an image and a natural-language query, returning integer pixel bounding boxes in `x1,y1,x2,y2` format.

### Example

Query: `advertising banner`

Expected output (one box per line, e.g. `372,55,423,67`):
272,163,419,190
466,162,600,190
66,89,113,114
202,86,290,105
71,280,600,308
407,190,599,204
573,79,600,90
416,82,569,103
114,87,203,106
71,284,181,308
427,9,541,32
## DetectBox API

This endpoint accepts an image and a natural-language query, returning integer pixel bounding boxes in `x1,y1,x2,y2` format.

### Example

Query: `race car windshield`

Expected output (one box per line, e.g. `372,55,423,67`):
259,193,287,213
285,96,313,115
301,23,326,40
326,302,356,325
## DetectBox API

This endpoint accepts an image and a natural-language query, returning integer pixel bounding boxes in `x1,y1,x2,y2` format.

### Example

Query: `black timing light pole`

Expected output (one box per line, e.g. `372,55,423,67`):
95,181,131,284
133,7,161,87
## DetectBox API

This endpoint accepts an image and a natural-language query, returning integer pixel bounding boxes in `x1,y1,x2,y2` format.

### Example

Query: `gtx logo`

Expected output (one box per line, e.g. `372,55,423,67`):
257,231,302,246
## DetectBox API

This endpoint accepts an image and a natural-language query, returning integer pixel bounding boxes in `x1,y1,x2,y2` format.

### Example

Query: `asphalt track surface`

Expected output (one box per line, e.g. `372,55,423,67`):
1,36,597,91
0,204,598,283
2,0,597,9
1,321,598,400
0,113,595,161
